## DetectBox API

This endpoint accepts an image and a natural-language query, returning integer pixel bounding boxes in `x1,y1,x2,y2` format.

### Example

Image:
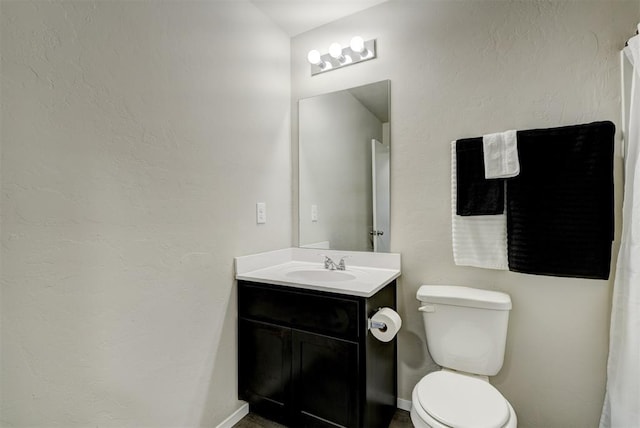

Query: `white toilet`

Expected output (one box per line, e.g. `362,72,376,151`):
411,285,517,428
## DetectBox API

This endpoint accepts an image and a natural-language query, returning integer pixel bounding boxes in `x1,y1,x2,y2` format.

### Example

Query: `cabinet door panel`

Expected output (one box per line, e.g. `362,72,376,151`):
238,318,291,423
292,330,359,428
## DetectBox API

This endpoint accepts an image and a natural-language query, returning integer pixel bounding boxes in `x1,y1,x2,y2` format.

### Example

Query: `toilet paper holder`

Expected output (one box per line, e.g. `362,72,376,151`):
369,319,387,331
368,308,387,331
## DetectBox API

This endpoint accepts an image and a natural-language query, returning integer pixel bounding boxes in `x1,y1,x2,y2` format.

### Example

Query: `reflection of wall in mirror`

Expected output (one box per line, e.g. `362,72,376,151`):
299,90,383,251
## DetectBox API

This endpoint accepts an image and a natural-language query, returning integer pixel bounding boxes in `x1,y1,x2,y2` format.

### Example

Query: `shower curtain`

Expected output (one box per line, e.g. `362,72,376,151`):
600,25,640,428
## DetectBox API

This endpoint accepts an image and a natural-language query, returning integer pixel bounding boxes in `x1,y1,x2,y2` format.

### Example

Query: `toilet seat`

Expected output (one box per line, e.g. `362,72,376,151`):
411,371,516,428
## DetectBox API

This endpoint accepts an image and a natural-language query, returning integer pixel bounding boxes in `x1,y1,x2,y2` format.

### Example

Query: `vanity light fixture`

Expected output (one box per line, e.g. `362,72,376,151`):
307,36,377,76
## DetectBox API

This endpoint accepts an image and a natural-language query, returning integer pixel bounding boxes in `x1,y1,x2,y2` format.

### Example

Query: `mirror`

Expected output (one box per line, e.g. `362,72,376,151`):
298,80,390,252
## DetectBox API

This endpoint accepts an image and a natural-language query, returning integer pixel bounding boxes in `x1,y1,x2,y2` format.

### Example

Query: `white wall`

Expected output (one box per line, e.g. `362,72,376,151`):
299,90,381,251
292,1,638,427
0,1,290,426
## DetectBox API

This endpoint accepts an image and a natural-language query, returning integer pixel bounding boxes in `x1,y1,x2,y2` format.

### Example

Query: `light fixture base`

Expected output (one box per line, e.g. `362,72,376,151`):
310,39,376,76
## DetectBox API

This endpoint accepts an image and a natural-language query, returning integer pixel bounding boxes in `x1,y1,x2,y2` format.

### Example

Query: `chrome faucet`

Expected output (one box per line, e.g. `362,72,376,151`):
323,255,348,271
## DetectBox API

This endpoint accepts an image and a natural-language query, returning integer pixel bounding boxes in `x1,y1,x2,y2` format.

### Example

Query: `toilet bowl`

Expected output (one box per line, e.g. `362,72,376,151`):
411,370,517,428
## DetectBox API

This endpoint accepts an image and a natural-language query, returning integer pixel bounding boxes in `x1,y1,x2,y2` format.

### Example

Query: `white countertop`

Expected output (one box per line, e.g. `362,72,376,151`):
235,248,401,297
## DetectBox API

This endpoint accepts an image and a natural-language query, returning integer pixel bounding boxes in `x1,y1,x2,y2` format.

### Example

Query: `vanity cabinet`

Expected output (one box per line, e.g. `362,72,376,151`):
238,280,397,428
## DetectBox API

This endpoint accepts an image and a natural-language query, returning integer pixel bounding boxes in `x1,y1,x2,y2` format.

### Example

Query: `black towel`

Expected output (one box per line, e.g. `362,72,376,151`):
456,137,504,216
506,121,615,280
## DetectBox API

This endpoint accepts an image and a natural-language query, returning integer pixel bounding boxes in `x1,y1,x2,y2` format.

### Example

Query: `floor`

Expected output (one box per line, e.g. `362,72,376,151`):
232,409,413,428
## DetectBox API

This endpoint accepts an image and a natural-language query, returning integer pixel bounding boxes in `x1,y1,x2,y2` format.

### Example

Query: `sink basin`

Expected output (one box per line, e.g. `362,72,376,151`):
285,269,357,283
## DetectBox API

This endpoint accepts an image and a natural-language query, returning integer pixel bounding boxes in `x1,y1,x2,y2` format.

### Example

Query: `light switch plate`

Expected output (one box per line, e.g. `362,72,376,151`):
311,204,318,222
256,202,266,224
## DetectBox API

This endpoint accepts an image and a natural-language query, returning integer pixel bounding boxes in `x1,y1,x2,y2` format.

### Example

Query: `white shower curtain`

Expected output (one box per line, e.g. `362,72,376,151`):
600,25,640,428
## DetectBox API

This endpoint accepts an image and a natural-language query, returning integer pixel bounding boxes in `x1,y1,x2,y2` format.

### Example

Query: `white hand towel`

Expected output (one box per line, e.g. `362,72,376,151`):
452,141,508,270
483,130,520,179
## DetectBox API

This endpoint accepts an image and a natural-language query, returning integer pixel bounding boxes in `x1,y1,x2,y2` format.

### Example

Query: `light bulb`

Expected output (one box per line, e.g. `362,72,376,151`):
329,42,344,60
307,49,322,65
350,36,365,53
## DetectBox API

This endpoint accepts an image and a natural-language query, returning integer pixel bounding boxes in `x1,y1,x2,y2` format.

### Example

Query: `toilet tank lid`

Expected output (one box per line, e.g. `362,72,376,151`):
417,285,512,310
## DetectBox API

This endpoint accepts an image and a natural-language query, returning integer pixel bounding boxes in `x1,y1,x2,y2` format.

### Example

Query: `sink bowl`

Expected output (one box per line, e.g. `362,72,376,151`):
285,269,357,283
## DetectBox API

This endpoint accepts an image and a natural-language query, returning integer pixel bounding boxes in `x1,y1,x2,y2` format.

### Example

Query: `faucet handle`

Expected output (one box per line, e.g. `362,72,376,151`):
337,255,349,270
321,254,336,269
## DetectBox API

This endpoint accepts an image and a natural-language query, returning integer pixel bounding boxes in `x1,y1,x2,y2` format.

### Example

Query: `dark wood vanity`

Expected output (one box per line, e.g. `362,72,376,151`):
237,279,397,428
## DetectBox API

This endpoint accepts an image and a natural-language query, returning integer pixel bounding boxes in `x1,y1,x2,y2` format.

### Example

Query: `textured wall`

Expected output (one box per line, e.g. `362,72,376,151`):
0,1,290,426
291,1,637,427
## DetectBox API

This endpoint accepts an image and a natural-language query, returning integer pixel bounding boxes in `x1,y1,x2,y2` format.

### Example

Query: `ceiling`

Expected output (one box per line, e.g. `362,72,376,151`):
249,0,389,37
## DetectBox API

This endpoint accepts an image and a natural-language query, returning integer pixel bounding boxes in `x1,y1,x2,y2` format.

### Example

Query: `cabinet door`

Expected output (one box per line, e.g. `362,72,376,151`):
292,330,359,428
238,318,291,424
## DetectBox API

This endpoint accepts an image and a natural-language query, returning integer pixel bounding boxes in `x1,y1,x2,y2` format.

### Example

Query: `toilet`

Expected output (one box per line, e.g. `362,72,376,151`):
411,285,517,428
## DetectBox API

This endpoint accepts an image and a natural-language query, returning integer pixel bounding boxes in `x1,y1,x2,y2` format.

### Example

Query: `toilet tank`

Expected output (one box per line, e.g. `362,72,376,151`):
417,285,512,376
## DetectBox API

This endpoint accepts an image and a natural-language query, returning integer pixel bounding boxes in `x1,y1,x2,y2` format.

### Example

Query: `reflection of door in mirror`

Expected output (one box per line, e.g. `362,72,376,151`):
371,137,390,252
298,80,390,252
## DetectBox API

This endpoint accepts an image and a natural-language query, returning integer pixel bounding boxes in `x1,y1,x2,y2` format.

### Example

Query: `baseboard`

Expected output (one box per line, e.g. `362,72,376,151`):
216,402,249,428
397,397,412,412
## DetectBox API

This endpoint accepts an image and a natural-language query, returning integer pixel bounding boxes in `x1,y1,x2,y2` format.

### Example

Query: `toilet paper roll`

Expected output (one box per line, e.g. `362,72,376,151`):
370,307,402,342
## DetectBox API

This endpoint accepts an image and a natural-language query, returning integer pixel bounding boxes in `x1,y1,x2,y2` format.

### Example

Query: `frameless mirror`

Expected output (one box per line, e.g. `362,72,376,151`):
298,80,390,252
